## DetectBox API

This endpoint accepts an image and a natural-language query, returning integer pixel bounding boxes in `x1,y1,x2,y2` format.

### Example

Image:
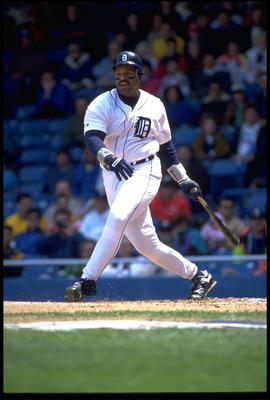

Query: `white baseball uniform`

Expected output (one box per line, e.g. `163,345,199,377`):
82,88,198,281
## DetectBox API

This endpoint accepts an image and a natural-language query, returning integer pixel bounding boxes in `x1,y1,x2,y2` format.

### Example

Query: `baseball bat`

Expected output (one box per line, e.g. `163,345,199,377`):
196,195,240,247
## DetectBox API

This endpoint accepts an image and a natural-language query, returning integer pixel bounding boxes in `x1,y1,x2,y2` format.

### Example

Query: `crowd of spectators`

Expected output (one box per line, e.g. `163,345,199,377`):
4,1,267,274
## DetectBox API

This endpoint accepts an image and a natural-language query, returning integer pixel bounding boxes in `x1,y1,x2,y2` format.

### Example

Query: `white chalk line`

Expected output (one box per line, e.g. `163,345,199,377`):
4,319,266,331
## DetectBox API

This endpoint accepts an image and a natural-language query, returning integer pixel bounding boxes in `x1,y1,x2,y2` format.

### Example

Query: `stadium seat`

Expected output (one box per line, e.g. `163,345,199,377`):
207,159,247,201
172,124,200,146
19,182,45,196
18,165,49,184
19,149,55,165
221,188,266,219
15,105,35,120
17,120,50,138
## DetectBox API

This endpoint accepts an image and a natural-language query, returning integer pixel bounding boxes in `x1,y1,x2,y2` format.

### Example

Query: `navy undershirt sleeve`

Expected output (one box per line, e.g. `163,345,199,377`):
157,140,180,169
84,130,106,155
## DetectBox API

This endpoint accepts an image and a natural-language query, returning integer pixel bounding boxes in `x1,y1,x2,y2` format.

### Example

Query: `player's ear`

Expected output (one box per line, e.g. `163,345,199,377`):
136,69,144,80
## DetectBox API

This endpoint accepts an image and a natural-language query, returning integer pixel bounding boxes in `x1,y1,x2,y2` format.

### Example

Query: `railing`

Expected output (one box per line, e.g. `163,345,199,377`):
3,254,266,267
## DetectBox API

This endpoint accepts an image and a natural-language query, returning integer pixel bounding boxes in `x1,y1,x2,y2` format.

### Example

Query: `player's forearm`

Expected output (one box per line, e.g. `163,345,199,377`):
84,130,106,155
158,140,188,183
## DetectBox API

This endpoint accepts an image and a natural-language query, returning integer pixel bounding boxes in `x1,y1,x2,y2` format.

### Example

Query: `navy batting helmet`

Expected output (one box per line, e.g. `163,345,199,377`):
113,51,144,77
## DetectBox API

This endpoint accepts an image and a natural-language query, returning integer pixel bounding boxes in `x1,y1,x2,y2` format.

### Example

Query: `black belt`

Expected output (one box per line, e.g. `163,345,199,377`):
130,154,155,166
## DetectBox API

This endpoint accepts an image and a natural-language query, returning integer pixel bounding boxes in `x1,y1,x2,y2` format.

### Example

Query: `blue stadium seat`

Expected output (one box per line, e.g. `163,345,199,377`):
46,48,67,64
172,124,200,146
219,125,237,146
19,149,55,165
47,119,67,133
16,120,50,140
244,190,267,215
19,182,45,196
18,165,49,184
15,105,36,120
207,159,247,201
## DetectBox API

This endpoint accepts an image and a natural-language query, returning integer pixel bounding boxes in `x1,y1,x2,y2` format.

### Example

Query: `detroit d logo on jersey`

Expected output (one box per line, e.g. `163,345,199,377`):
133,116,151,139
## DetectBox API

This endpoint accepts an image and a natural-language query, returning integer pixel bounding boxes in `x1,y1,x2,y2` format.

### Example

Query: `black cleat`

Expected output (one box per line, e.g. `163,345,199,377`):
64,279,96,302
188,270,217,300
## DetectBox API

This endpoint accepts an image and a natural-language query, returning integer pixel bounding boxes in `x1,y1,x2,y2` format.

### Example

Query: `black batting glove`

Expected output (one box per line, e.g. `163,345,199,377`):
178,178,202,200
104,155,134,181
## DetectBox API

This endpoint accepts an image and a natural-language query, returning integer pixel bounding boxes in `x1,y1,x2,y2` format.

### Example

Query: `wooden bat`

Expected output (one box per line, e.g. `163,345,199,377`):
197,195,240,247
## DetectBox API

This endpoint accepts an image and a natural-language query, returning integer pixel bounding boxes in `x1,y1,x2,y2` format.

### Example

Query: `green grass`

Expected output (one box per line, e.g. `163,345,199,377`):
4,309,266,321
4,328,266,393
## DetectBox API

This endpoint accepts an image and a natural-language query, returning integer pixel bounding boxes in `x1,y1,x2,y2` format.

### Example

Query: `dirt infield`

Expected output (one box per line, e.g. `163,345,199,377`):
4,298,266,323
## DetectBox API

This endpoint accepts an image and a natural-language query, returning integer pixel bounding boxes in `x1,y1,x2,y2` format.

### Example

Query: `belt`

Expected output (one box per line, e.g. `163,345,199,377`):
130,154,155,166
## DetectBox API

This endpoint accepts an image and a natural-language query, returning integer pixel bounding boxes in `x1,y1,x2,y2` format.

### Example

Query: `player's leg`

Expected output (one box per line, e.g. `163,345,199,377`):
125,207,197,279
125,208,217,298
81,169,162,281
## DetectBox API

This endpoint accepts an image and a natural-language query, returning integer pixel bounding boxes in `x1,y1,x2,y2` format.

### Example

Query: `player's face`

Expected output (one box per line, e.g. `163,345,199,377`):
114,65,140,97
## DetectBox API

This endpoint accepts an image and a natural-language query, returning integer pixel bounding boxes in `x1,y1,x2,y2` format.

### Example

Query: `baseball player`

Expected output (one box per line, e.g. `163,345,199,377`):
65,51,217,302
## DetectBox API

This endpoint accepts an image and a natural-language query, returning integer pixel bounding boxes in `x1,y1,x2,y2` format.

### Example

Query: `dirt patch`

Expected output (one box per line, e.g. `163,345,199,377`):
4,298,266,323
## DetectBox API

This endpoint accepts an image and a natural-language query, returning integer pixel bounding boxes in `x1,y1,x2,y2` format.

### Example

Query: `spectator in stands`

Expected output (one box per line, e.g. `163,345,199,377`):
201,80,230,124
78,194,109,242
209,10,238,56
30,70,74,119
157,1,181,32
134,41,158,71
155,37,189,80
184,41,203,89
44,193,79,232
62,95,90,148
172,215,210,256
217,196,245,238
118,12,146,50
14,207,45,256
60,3,90,46
139,59,160,97
223,83,248,133
72,148,102,200
92,39,122,91
151,22,185,60
216,41,247,85
200,213,229,254
244,122,266,188
43,148,74,194
176,145,210,194
234,104,264,162
3,225,25,277
37,208,84,258
156,220,175,248
44,180,84,222
192,53,230,98
6,29,46,105
162,85,194,128
59,42,95,97
5,193,47,237
192,113,231,160
150,175,192,227
63,238,97,278
146,13,163,48
233,207,266,255
159,58,190,99
244,30,266,87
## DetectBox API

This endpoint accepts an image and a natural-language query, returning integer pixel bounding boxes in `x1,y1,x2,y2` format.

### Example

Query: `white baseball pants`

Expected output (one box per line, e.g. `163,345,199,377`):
82,156,198,280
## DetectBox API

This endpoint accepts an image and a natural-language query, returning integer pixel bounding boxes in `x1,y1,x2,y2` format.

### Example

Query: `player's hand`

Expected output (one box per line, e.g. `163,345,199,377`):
178,178,202,199
104,155,134,180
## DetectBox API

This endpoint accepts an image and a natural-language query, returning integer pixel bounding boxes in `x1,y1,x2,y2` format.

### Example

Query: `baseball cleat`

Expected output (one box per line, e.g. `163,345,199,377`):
188,270,217,300
64,279,96,302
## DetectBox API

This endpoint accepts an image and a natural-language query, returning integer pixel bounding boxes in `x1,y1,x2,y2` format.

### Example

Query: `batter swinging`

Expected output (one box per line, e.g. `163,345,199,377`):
65,51,217,302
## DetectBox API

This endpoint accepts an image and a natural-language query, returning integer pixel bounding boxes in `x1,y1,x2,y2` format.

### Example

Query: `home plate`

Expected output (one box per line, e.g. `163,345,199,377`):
4,320,266,331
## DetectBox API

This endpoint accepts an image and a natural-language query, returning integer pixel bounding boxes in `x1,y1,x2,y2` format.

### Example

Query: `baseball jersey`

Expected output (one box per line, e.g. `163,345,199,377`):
84,88,171,163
